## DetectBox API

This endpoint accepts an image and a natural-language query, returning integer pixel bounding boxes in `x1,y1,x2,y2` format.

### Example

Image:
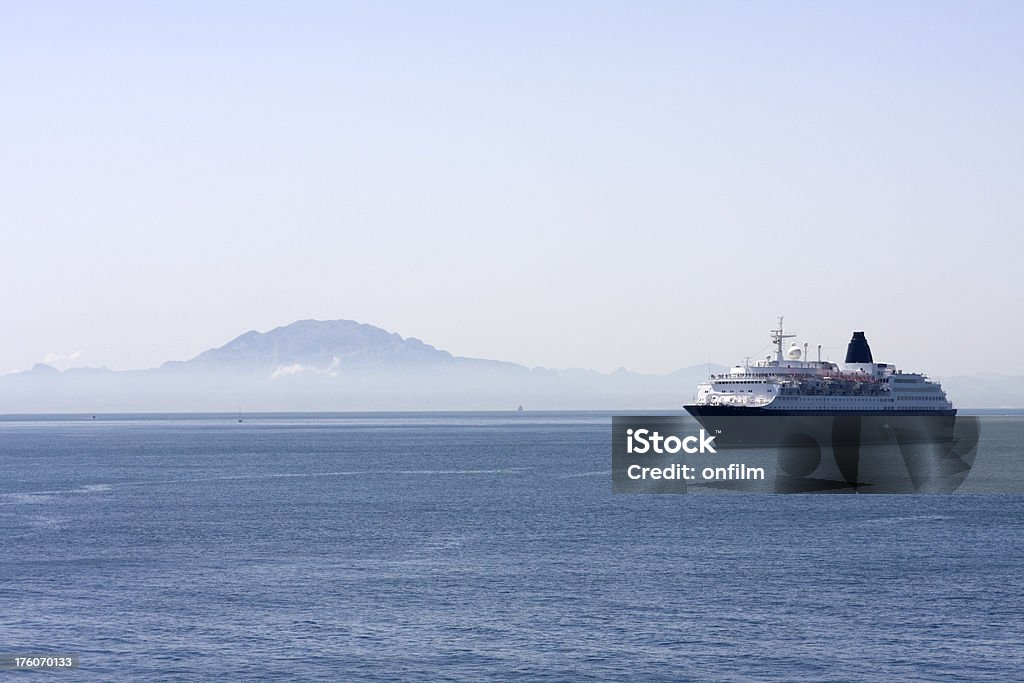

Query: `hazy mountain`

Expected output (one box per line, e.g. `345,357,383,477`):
3,318,1017,412
936,374,1024,410
161,319,485,374
0,319,715,412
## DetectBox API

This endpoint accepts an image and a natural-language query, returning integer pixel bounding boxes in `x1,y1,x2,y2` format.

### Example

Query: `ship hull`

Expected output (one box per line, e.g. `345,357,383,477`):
681,404,974,491
684,404,957,448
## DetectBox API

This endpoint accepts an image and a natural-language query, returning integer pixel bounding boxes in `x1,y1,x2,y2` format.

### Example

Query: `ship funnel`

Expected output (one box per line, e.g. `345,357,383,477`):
844,331,873,363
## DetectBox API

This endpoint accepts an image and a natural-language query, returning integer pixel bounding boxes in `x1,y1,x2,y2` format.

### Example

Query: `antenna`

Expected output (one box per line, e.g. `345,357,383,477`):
770,316,797,364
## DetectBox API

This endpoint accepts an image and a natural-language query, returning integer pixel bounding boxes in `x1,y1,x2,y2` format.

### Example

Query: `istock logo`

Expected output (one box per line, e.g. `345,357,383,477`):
626,428,717,454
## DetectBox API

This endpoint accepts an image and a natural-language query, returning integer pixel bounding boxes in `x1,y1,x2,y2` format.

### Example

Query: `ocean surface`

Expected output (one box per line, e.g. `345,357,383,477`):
2,413,1023,681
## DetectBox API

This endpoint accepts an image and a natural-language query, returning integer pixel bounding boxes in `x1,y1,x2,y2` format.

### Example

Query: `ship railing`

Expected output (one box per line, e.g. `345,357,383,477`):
707,395,773,407
711,371,800,380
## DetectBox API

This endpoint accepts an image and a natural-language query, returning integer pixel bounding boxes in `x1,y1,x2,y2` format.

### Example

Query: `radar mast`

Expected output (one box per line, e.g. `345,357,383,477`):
771,316,796,364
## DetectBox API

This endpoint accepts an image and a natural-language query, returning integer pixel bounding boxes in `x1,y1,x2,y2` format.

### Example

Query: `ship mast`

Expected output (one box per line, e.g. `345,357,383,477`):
771,316,796,364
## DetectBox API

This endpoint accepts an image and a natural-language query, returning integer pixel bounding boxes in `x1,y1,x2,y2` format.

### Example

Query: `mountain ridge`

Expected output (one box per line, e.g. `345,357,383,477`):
160,319,470,374
3,318,1021,410
0,318,723,411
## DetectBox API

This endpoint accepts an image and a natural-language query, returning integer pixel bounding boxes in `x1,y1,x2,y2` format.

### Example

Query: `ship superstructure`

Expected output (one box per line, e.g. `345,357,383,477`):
686,318,955,416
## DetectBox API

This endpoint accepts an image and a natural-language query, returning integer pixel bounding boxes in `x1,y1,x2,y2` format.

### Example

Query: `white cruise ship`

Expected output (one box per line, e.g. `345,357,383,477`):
685,318,955,417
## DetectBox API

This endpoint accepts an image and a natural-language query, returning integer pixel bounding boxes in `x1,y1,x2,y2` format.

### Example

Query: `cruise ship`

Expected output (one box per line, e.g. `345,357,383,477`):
685,318,955,417
679,319,974,491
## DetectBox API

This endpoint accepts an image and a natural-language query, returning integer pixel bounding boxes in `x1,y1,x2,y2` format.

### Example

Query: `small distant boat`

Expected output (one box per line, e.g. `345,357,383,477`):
237,408,243,423
517,405,524,412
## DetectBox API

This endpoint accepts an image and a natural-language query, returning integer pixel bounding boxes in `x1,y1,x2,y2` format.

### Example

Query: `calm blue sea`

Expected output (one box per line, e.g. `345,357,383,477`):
2,413,1023,681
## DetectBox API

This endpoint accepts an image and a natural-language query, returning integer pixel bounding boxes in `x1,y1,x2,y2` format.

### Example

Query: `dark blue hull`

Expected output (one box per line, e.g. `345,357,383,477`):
676,405,976,492
683,405,960,450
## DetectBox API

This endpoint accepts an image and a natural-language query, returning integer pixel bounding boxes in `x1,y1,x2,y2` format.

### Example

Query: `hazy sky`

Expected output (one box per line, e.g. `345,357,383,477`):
2,1,1021,376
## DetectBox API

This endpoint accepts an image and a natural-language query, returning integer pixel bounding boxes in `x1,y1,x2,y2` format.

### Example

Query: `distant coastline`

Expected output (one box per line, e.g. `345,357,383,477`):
3,319,1023,411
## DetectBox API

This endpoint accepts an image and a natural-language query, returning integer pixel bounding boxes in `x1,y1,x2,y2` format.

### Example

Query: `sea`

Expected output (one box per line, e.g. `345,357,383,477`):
2,412,1022,681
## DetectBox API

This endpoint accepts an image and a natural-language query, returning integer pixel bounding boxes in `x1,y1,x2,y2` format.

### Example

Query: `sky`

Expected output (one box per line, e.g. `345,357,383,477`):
2,1,1022,376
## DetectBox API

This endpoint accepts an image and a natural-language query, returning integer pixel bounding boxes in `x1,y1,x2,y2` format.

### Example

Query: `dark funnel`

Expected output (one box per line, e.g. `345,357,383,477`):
845,332,873,363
